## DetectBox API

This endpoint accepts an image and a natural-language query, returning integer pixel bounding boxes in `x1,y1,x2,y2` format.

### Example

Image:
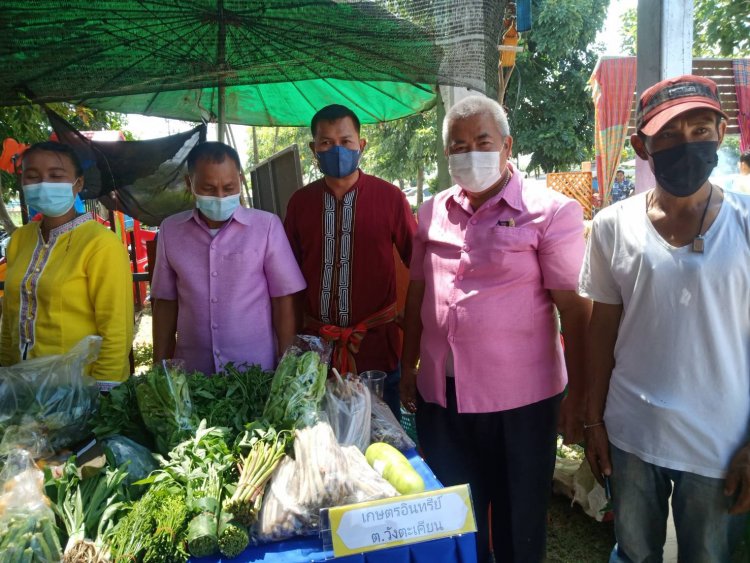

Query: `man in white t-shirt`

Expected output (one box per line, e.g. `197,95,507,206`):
579,75,750,562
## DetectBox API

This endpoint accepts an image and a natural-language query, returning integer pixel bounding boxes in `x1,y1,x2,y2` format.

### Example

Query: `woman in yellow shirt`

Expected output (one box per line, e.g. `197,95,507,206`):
0,141,134,390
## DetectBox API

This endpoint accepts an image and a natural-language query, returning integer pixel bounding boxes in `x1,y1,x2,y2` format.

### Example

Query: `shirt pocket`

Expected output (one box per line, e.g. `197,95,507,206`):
221,251,245,263
488,226,538,264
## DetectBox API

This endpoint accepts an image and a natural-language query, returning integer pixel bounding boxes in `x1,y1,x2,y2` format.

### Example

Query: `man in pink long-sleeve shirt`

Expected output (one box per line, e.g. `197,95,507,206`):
401,96,591,563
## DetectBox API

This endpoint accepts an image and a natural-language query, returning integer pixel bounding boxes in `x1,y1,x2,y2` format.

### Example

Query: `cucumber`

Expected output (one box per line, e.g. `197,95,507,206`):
365,442,425,495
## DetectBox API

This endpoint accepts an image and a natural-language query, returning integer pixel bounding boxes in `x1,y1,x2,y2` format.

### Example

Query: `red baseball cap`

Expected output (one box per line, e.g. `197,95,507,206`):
636,74,728,136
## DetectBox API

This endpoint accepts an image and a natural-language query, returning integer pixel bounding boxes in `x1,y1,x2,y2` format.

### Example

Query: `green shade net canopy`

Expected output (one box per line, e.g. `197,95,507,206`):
0,1,504,125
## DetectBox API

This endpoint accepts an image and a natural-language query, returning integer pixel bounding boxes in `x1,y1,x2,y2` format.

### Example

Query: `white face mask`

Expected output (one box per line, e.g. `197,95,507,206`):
448,151,503,194
195,193,240,222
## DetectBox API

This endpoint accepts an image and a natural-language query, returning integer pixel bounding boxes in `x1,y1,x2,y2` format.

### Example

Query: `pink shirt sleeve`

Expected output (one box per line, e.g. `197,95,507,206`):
150,221,178,300
538,199,586,290
264,214,307,297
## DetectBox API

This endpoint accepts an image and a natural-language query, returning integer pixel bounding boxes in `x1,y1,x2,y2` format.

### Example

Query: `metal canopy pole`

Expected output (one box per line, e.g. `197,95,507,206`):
217,0,226,143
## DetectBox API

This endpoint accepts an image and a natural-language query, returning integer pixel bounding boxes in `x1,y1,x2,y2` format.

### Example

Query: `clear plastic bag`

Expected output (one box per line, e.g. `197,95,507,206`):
263,336,332,429
0,449,63,561
370,395,416,451
255,422,400,544
0,336,102,455
255,422,351,542
324,372,371,452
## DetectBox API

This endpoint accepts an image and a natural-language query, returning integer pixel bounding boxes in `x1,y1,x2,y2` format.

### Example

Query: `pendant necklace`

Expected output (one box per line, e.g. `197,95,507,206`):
691,185,713,253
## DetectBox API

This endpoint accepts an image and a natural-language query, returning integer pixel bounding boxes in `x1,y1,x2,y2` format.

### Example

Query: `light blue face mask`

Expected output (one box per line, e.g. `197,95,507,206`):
22,181,77,218
195,193,240,222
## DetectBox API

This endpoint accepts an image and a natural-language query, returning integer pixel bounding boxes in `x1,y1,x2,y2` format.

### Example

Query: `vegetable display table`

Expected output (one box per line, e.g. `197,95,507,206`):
193,450,477,563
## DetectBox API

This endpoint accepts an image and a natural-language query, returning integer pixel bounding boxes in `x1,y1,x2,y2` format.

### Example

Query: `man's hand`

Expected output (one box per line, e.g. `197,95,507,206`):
558,392,584,445
725,443,750,515
400,367,418,413
584,424,611,487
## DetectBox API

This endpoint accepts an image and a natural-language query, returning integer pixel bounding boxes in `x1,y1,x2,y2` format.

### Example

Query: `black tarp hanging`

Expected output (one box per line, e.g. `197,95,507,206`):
46,109,206,226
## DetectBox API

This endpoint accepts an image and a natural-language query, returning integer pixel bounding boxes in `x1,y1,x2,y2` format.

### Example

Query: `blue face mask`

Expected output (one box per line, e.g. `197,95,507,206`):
195,193,240,222
23,181,77,217
316,145,361,178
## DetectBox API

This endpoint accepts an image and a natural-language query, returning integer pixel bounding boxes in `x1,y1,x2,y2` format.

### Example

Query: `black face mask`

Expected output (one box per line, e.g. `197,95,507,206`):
650,140,719,197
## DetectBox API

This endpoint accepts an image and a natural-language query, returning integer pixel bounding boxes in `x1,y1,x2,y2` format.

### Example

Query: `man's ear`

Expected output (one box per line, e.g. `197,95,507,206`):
630,134,649,161
359,138,367,152
717,120,727,148
185,174,193,192
503,135,514,158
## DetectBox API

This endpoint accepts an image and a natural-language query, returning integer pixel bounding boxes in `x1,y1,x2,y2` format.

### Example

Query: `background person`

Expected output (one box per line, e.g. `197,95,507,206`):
0,141,134,390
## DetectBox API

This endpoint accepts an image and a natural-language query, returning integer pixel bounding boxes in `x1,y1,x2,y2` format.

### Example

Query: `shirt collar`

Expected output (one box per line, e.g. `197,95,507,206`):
177,206,250,228
447,162,523,212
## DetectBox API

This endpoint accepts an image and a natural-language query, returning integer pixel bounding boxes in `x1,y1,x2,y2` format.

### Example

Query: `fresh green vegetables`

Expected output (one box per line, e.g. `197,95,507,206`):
224,423,291,527
91,378,146,445
91,363,274,447
143,490,189,563
187,363,274,440
263,351,328,428
154,421,249,558
44,457,129,561
0,512,62,562
135,364,196,455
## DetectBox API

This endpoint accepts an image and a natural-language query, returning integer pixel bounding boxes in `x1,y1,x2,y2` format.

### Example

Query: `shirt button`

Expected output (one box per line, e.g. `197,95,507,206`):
458,275,464,281
211,297,218,303
470,219,477,225
35,267,40,272
214,349,220,356
211,271,218,277
463,245,470,252
211,244,216,250
212,323,218,329
449,303,457,310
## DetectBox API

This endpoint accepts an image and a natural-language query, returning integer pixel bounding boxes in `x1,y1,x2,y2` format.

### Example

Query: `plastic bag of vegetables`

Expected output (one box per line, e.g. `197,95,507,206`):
0,336,102,455
324,372,371,452
0,449,63,561
370,395,416,451
263,336,331,429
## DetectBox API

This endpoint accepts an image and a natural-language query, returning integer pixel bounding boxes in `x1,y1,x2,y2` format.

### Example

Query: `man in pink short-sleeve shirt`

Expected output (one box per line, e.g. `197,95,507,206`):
401,96,590,562
151,142,306,374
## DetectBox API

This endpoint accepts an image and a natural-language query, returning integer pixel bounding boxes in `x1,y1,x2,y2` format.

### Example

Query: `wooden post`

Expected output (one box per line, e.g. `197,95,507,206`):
635,0,694,193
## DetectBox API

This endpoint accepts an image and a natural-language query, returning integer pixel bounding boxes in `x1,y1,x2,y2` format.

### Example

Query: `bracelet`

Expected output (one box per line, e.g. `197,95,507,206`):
583,421,605,429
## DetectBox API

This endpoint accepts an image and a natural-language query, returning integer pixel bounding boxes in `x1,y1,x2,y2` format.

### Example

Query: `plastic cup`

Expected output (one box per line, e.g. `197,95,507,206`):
359,370,387,400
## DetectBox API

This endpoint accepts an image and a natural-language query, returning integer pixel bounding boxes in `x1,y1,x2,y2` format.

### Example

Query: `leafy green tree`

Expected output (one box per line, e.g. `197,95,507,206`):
246,126,319,182
362,110,437,204
621,1,750,57
505,0,609,173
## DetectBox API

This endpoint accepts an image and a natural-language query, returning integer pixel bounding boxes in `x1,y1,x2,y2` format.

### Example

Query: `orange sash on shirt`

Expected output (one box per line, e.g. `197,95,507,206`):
306,302,397,375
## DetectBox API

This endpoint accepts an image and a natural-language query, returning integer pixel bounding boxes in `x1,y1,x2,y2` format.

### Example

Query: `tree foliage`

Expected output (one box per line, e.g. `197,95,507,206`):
246,126,319,182
245,110,438,198
505,0,609,173
621,1,750,58
362,109,437,197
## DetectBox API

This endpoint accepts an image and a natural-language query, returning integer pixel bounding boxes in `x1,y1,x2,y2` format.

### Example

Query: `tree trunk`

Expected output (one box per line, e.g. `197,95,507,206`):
252,126,260,166
416,164,424,206
0,175,18,233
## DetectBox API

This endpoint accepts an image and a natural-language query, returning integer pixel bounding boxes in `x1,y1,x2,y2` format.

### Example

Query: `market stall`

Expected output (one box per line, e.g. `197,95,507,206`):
0,336,477,563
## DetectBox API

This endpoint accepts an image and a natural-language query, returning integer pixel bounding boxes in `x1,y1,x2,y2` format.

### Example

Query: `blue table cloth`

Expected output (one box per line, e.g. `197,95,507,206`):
193,449,477,563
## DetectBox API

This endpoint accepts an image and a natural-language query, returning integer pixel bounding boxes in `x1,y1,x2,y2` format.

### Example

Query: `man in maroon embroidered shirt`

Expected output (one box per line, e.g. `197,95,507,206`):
284,104,416,419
